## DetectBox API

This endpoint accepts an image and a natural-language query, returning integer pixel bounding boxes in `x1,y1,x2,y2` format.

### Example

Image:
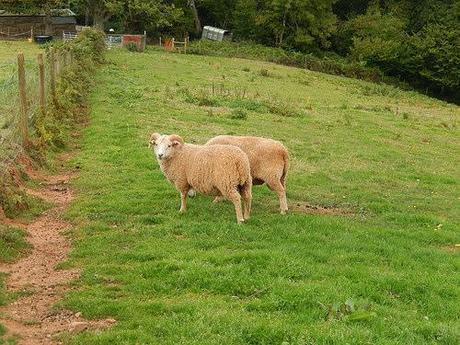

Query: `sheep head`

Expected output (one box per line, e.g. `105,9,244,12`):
151,133,184,161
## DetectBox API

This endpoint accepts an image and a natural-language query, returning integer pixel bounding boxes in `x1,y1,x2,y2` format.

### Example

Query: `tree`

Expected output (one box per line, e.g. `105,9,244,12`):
341,0,460,101
408,18,460,99
2,0,65,34
187,0,201,34
232,0,258,40
197,0,238,28
249,0,336,51
333,0,373,20
70,0,184,33
121,0,183,34
70,0,123,29
0,0,59,14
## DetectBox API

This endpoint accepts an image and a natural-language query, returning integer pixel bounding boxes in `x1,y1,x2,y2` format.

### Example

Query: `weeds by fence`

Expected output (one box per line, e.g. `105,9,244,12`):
0,46,69,162
0,28,106,217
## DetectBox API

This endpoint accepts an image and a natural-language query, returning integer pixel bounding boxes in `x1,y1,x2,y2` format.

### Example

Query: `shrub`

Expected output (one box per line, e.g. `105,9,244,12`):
180,87,221,107
259,69,270,77
267,100,303,118
229,109,248,120
125,42,139,52
72,28,106,64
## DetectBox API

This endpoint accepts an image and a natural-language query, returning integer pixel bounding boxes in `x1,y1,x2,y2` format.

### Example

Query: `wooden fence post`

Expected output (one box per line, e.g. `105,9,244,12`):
56,50,61,77
37,53,46,115
49,47,56,102
62,50,67,68
17,53,29,146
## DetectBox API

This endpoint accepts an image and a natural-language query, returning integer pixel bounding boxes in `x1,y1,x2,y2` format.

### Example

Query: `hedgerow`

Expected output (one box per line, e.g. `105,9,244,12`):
0,28,106,218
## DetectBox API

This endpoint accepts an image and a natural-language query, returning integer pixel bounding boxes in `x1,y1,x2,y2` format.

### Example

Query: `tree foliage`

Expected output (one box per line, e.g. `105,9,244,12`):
1,0,63,14
69,0,182,32
339,1,459,101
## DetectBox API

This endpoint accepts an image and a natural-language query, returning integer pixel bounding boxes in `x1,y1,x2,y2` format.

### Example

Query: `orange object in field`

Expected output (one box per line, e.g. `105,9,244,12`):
163,38,174,51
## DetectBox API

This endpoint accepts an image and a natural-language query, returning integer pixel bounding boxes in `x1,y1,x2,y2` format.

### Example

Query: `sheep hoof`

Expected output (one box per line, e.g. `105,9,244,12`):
187,190,196,197
237,219,245,224
179,209,186,214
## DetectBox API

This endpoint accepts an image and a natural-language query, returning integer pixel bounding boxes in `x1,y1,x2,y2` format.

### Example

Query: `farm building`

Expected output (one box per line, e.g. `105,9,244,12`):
0,9,76,38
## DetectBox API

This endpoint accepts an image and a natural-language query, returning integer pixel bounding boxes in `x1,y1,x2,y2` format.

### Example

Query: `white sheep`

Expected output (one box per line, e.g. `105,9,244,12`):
149,133,252,224
205,135,289,214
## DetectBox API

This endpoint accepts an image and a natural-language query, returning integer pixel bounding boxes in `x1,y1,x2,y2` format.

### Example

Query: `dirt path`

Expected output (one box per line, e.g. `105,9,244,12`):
0,154,115,344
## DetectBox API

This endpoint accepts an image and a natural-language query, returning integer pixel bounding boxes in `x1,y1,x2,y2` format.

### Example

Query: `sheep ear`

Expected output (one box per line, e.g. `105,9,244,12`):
149,132,161,148
170,134,184,147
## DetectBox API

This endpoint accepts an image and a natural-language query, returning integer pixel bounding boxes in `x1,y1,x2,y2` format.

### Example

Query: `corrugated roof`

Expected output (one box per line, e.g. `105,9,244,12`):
203,26,228,34
0,8,76,17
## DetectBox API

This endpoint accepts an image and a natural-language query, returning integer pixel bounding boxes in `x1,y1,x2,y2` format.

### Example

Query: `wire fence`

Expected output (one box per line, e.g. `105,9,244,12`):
0,29,33,40
0,46,74,177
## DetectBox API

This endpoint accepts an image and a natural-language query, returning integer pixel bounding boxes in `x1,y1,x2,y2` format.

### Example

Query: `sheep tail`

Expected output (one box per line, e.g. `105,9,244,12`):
243,175,252,192
280,149,289,188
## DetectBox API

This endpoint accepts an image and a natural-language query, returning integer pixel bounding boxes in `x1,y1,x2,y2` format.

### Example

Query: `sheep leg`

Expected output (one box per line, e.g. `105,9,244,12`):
267,179,288,214
224,190,244,224
179,191,187,213
212,196,225,203
240,183,252,220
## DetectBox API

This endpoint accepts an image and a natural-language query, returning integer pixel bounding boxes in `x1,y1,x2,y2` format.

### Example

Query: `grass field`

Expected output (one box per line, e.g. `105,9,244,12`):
56,48,460,344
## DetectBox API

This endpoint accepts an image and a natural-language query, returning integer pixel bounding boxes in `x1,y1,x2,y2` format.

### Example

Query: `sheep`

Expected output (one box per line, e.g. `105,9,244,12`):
205,135,289,214
149,133,252,224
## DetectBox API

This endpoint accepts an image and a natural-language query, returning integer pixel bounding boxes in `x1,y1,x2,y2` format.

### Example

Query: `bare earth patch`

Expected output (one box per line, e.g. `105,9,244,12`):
290,201,353,216
441,244,460,253
0,153,115,344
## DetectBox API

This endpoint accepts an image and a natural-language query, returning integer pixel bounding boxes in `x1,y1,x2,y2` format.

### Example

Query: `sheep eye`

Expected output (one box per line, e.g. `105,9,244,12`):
168,145,171,148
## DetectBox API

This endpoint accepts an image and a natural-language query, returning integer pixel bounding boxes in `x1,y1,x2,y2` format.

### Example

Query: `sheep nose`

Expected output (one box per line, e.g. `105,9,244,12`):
158,153,164,159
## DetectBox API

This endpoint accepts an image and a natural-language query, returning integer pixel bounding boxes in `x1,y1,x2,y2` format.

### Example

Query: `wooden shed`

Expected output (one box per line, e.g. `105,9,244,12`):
0,9,76,39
